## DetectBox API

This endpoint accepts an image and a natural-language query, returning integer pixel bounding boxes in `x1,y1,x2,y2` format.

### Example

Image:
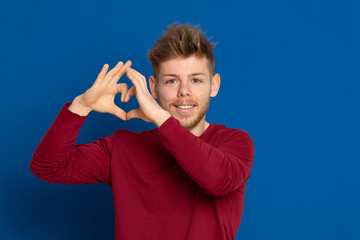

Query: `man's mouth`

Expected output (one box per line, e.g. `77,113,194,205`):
176,105,195,109
174,104,196,114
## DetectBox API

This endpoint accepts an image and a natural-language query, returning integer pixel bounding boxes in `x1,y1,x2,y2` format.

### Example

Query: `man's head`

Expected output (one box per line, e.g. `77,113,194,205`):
148,23,220,134
148,22,216,79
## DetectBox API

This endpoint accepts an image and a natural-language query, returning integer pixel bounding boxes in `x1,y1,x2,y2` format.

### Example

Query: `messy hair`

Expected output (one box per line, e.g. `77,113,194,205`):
148,22,216,78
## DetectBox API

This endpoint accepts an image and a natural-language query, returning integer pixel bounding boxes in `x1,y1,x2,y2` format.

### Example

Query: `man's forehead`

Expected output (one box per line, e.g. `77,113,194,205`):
158,56,211,77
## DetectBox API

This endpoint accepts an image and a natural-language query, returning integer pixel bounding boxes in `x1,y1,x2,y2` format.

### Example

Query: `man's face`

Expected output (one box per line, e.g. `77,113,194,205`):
150,55,220,131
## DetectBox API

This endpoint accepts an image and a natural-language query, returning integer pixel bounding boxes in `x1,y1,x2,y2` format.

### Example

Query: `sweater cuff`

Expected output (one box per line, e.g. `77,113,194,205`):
157,116,194,150
61,102,89,122
158,116,181,135
52,102,88,131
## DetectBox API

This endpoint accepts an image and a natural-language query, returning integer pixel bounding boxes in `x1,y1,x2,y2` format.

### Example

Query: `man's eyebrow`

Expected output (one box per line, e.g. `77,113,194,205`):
162,74,178,78
161,73,206,78
189,73,206,77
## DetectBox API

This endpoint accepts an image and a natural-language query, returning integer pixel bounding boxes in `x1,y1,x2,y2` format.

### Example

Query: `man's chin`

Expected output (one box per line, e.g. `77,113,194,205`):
168,108,206,130
175,116,202,131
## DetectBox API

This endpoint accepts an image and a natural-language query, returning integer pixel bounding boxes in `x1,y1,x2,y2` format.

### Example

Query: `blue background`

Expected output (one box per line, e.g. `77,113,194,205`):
1,0,359,239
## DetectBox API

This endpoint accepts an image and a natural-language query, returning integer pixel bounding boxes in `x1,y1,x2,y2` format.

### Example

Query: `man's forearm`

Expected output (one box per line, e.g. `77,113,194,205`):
153,110,171,128
68,95,93,116
31,102,114,184
31,102,88,182
157,117,254,197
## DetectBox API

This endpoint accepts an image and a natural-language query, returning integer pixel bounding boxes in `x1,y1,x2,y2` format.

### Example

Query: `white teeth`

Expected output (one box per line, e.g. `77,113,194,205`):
177,105,193,109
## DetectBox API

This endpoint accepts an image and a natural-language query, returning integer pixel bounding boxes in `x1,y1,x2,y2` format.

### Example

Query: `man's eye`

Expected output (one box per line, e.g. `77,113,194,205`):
166,79,176,84
192,78,201,83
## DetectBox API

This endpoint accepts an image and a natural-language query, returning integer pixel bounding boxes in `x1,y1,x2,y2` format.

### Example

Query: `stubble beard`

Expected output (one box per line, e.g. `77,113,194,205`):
159,97,211,131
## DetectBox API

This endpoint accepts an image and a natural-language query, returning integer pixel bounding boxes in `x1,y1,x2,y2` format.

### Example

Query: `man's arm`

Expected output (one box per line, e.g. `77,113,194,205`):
31,103,114,184
31,61,133,184
157,117,254,197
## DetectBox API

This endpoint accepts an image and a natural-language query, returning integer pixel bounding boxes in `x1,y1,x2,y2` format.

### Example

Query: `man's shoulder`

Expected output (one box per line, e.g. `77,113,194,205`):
205,123,253,146
207,123,251,138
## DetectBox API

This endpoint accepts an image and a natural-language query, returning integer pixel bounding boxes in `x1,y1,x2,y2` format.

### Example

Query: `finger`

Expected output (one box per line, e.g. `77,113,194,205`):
128,67,144,77
105,61,124,80
116,83,128,102
94,64,109,84
124,85,135,102
109,105,127,121
111,60,132,84
127,68,147,88
126,70,139,88
126,109,141,120
127,109,151,122
98,64,109,78
126,68,142,89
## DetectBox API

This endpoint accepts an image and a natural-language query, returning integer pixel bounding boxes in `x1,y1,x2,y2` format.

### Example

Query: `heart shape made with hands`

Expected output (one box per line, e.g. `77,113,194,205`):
76,61,168,125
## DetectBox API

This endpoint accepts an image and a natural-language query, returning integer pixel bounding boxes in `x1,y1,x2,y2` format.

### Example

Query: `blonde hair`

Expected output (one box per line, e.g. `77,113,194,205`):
148,22,216,78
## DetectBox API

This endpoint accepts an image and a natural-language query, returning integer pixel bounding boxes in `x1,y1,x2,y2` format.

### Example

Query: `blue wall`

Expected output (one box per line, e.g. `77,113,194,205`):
1,0,359,239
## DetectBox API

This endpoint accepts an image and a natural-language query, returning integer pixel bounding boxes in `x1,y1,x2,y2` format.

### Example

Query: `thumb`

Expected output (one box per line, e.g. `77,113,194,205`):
126,109,141,120
127,109,152,122
109,105,127,121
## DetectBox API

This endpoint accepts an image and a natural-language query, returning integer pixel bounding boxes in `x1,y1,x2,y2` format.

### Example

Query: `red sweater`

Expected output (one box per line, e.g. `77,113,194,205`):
31,103,254,240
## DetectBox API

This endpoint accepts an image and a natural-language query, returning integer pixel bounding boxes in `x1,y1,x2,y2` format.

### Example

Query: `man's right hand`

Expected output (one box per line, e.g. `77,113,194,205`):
68,61,132,120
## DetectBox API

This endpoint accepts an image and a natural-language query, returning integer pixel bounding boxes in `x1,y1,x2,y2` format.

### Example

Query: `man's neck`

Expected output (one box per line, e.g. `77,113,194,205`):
190,120,210,137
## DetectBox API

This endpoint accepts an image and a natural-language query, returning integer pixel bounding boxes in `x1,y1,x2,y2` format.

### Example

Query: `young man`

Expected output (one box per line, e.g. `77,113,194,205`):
31,23,254,240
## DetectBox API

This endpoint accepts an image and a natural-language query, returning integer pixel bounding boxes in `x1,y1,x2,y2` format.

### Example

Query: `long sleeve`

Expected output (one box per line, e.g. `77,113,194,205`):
157,117,254,197
30,103,113,185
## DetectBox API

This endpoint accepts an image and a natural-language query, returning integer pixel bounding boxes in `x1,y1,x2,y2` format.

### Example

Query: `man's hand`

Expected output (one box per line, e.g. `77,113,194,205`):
125,67,171,127
68,61,132,120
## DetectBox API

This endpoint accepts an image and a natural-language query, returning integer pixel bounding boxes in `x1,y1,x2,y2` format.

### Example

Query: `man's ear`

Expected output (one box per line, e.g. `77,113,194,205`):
149,76,158,99
210,73,221,97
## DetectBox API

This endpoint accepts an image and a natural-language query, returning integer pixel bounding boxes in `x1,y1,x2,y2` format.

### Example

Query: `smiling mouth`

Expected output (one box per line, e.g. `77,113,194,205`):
173,104,196,114
176,105,196,109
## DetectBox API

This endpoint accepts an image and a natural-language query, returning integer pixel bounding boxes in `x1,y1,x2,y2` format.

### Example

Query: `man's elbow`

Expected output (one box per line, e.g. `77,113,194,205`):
204,176,249,197
30,154,56,183
203,162,252,197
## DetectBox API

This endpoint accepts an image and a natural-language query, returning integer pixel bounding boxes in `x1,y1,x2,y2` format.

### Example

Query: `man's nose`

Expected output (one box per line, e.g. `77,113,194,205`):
177,82,191,97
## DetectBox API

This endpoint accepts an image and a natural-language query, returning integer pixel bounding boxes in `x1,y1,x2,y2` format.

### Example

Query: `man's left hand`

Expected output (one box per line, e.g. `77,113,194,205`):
125,67,171,127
